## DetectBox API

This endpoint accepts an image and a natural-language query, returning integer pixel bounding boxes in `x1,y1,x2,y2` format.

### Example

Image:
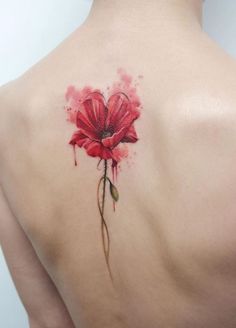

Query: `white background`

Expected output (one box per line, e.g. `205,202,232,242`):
0,0,236,326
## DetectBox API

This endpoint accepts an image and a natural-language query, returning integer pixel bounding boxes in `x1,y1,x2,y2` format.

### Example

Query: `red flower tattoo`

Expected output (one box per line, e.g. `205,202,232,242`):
69,92,139,165
65,69,142,280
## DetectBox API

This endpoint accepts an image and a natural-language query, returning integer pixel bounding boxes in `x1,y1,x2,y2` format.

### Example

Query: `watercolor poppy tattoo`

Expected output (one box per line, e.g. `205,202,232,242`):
65,69,142,279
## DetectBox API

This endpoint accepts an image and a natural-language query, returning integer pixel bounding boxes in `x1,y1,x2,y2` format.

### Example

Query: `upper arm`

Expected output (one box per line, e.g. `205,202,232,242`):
0,186,75,328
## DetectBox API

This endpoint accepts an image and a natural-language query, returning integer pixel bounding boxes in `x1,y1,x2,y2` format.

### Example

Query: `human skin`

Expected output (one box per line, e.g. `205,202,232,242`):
1,0,236,327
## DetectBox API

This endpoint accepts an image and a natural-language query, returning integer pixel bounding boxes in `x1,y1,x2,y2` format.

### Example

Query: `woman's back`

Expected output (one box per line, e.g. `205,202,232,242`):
1,1,236,327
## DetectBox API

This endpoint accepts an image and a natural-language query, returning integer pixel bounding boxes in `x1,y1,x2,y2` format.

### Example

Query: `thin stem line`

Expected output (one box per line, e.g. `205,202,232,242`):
97,160,113,281
102,160,107,214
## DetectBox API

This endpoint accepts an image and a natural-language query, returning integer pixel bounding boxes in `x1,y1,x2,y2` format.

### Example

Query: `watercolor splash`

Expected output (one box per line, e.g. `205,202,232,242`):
65,68,142,172
107,68,142,114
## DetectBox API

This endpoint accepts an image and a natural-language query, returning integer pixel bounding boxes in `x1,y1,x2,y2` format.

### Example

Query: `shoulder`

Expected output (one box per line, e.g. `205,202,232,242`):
0,82,19,148
0,71,50,142
167,51,236,151
0,78,38,178
0,79,29,123
163,79,236,205
0,80,27,141
157,48,236,184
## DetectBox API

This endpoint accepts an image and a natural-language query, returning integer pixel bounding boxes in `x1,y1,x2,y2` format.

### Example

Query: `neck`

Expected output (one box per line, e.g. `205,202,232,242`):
86,0,203,31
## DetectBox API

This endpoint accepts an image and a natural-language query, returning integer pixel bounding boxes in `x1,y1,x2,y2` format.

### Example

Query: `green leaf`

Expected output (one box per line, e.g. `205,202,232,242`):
109,181,119,202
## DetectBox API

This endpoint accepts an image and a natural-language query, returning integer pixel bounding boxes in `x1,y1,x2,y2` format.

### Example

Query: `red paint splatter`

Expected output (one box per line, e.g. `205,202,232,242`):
65,69,142,171
65,85,102,124
107,68,142,120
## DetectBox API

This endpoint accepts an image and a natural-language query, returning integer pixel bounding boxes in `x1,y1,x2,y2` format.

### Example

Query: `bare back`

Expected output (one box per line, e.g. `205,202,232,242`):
2,1,236,327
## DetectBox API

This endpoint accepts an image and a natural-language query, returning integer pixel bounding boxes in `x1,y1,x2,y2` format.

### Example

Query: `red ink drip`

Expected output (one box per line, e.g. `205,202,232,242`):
115,165,118,181
111,163,119,183
112,165,115,183
73,145,78,166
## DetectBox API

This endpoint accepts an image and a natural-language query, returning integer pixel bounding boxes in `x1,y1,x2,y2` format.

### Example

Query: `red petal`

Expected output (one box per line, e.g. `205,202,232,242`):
106,93,139,132
76,92,106,140
84,141,113,160
83,92,107,131
106,93,129,127
101,126,130,148
69,131,91,147
121,125,138,143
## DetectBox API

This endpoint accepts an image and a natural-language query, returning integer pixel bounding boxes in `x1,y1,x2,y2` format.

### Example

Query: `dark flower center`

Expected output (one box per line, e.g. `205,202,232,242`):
101,130,113,139
101,126,114,139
